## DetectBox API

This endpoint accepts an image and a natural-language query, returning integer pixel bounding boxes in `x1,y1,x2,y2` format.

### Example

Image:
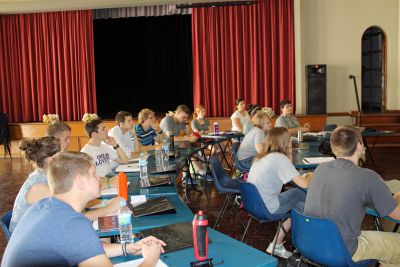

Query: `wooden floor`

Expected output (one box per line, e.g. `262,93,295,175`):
1,151,399,263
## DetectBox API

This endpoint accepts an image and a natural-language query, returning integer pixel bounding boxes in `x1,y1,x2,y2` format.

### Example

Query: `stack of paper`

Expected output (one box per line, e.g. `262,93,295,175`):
303,157,335,164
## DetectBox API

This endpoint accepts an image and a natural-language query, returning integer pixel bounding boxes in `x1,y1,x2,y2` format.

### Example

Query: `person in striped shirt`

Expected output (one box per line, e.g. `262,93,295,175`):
135,108,165,146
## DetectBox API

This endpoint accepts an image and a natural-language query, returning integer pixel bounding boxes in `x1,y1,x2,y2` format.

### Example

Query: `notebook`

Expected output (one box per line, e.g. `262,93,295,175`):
139,222,194,253
140,175,173,188
98,215,119,232
133,197,175,218
115,163,140,172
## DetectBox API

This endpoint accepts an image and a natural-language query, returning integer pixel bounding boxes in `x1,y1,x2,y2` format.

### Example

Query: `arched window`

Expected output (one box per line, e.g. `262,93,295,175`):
361,26,386,113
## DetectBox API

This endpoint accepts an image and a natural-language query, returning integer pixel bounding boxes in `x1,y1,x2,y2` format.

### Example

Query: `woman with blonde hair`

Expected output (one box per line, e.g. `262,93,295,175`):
247,127,312,259
237,111,272,170
191,105,210,134
135,108,165,146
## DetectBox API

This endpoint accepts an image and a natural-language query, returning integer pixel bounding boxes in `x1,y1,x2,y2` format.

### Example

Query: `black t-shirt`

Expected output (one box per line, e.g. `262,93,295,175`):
304,158,397,256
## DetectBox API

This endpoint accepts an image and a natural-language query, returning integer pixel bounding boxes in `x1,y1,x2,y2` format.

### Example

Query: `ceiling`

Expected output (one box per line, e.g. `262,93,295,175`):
0,0,246,14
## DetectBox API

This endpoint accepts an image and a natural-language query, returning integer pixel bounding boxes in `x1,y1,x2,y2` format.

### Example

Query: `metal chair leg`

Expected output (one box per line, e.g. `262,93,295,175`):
213,194,229,229
241,216,252,242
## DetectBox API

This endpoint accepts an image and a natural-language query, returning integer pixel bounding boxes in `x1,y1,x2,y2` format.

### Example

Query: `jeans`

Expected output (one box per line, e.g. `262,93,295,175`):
272,188,306,215
238,156,253,171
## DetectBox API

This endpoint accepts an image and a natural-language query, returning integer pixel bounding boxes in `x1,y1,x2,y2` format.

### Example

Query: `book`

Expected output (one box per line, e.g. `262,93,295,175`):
133,197,175,218
303,157,335,164
140,175,173,188
98,215,119,232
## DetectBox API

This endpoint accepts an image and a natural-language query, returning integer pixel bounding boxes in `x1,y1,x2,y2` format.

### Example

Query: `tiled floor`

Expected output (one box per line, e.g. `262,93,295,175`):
0,151,399,263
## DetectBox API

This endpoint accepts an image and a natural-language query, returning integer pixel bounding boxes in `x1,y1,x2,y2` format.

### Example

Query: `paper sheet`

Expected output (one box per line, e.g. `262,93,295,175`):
303,157,335,164
114,258,168,267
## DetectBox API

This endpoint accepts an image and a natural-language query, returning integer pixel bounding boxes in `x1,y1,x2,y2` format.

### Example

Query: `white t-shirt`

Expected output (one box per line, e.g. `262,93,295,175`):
237,127,265,161
247,152,299,213
108,126,135,159
230,111,250,132
81,143,118,177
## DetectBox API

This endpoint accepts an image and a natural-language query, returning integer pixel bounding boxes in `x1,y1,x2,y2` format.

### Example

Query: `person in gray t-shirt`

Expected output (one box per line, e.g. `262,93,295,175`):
247,127,311,258
160,104,191,137
275,99,310,135
304,126,400,265
237,111,272,170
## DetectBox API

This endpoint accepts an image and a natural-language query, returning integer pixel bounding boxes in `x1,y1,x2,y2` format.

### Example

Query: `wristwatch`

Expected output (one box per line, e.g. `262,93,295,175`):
113,144,120,150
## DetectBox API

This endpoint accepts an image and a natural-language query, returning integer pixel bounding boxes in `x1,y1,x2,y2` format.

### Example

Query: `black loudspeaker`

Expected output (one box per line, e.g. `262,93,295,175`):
306,64,327,115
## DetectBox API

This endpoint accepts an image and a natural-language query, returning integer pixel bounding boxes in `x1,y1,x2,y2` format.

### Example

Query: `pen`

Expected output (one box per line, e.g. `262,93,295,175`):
304,158,310,163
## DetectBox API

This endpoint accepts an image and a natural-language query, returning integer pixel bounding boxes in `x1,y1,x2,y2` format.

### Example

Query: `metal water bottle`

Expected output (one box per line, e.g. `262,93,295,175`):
193,210,208,261
213,122,219,135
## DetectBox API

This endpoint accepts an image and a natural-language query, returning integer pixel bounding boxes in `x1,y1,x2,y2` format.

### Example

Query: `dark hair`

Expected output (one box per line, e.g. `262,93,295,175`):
85,118,103,138
175,105,191,115
247,104,261,117
19,136,60,169
45,121,71,137
115,111,132,125
235,98,245,106
330,126,361,157
279,99,292,109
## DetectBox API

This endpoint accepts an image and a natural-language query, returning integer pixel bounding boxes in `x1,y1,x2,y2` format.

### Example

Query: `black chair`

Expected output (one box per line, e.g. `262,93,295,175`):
209,156,240,229
0,210,12,241
0,113,11,158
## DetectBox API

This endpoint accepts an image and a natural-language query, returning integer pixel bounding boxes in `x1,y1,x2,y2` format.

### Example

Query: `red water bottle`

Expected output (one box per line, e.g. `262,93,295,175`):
193,210,208,261
118,172,128,201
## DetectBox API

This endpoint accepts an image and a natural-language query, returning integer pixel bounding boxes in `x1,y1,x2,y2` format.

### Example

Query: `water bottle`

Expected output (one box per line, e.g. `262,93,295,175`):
169,133,175,152
162,138,169,164
193,210,208,261
118,199,133,244
139,153,148,180
213,122,219,135
155,146,163,166
297,129,303,142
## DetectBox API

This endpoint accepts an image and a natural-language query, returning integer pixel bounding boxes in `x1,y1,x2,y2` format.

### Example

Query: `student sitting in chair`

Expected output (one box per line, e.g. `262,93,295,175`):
304,126,400,266
9,137,122,235
109,111,140,159
160,104,191,137
2,152,166,267
46,121,71,151
275,99,310,135
247,127,311,259
237,111,272,170
230,98,250,133
135,108,165,146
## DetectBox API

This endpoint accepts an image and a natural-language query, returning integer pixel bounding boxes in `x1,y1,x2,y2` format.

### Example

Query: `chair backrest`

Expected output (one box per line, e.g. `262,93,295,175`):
237,178,287,222
209,156,239,193
291,209,374,267
231,143,249,172
0,210,12,241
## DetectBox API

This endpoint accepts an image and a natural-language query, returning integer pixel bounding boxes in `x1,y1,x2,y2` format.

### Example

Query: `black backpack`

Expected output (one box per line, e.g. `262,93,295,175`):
0,113,12,158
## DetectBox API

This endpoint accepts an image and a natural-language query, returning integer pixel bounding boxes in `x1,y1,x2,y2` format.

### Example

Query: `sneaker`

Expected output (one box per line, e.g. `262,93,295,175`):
266,243,292,259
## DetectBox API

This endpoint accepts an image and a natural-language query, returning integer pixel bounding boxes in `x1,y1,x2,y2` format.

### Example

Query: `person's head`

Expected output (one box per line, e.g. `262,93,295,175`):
138,108,156,125
48,152,100,200
193,105,206,119
279,99,293,116
45,121,71,151
174,105,190,123
330,126,364,159
255,127,292,160
115,111,133,130
19,136,61,169
84,118,107,141
248,104,261,118
251,111,272,132
235,98,246,111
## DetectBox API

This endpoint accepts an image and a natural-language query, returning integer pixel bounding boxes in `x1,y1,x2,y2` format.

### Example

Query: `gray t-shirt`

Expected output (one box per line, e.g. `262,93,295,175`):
275,114,300,129
160,115,187,136
247,152,299,213
191,119,210,132
2,197,105,267
304,158,397,256
9,169,48,234
237,127,265,161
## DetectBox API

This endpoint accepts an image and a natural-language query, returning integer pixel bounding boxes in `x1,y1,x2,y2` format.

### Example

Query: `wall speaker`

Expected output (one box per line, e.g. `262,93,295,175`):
306,64,327,115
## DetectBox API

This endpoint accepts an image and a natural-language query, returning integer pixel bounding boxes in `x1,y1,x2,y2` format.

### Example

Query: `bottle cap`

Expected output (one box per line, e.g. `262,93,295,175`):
120,199,127,206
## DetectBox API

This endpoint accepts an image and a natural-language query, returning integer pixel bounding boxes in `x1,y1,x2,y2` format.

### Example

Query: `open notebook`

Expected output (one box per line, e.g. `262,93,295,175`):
133,197,175,218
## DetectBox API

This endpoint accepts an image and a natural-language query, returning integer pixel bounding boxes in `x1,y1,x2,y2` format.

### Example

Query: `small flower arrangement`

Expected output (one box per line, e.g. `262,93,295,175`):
42,114,59,124
82,113,99,123
261,107,275,118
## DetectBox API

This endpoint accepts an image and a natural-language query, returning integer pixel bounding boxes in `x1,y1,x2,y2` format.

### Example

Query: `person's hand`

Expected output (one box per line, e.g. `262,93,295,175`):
141,241,162,266
394,191,400,201
151,121,161,132
105,197,123,213
165,131,173,137
137,236,166,253
108,175,119,188
105,136,117,147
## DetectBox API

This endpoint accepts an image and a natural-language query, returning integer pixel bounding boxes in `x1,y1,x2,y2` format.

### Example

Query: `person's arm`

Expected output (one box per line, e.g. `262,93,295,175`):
78,254,113,267
388,204,400,220
26,183,51,205
292,172,312,188
100,175,118,190
129,127,141,152
105,136,129,164
232,117,243,132
102,236,166,257
84,197,122,221
191,119,201,134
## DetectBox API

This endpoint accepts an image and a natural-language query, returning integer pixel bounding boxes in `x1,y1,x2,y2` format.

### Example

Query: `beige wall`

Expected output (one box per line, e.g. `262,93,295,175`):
295,0,399,114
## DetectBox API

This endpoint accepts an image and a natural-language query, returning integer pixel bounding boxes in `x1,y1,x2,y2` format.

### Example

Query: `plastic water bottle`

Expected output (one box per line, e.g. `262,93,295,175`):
118,199,132,244
162,138,169,164
213,122,219,135
155,146,163,166
139,153,148,180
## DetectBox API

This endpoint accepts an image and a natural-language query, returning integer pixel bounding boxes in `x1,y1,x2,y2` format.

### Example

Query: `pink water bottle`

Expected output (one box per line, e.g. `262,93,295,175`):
213,122,219,135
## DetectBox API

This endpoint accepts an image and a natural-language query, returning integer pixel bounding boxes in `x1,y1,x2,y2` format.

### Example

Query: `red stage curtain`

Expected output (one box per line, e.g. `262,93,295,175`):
192,0,295,116
0,10,96,122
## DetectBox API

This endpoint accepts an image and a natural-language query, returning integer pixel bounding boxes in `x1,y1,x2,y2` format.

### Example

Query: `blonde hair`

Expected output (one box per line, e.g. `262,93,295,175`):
193,105,205,119
330,126,361,157
251,111,270,129
255,127,291,161
138,108,155,124
48,152,93,194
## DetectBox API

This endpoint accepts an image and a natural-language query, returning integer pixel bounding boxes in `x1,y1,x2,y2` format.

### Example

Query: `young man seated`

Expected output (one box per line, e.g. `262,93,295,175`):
81,118,129,188
304,126,400,266
160,104,191,137
46,121,72,151
274,99,310,135
2,152,165,267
